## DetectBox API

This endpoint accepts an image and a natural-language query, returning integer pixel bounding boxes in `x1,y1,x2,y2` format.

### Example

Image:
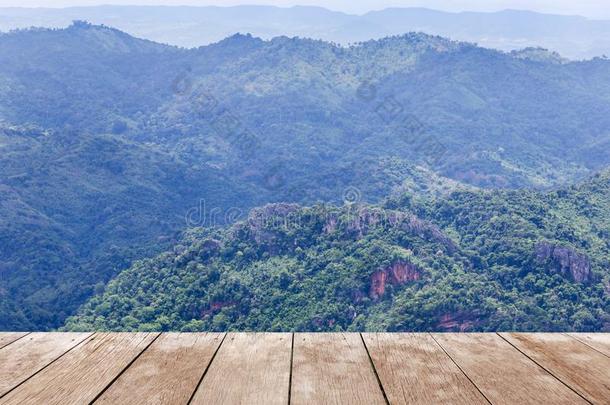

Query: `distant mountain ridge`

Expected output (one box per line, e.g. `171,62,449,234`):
1,5,610,59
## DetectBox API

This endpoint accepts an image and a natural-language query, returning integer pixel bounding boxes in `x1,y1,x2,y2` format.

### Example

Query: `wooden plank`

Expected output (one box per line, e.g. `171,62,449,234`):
500,332,610,404
0,332,91,397
95,333,224,405
0,332,158,405
433,333,586,405
291,333,386,405
567,333,610,357
362,333,487,405
190,332,291,405
0,333,28,350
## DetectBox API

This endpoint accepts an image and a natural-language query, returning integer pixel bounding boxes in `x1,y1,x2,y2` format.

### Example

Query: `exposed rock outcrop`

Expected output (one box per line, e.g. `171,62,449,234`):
369,261,421,299
242,203,301,249
337,207,456,253
200,301,236,317
534,242,592,283
323,215,338,234
436,312,476,332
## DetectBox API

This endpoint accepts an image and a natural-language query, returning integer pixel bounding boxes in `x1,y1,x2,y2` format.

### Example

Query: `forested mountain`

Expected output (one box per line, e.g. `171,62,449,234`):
1,22,609,330
2,6,610,59
0,123,259,329
64,170,610,332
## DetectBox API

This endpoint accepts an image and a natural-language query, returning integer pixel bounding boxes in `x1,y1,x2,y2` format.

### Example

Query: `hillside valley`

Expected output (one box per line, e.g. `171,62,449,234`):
0,23,609,330
65,170,610,332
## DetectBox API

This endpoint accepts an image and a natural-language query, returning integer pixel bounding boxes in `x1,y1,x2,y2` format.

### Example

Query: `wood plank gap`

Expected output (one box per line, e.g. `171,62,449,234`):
429,333,493,405
563,333,610,359
0,332,30,350
288,332,294,405
186,332,228,405
0,332,94,399
291,333,385,404
190,333,292,404
359,333,390,405
89,332,162,405
495,333,593,405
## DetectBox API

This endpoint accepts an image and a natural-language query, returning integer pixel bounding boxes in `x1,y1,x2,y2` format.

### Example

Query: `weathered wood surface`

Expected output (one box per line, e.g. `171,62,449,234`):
432,333,587,405
292,333,386,405
500,332,610,404
0,332,608,404
568,333,610,357
0,332,158,405
363,333,487,404
96,333,224,405
0,333,28,350
0,332,91,397
190,332,292,405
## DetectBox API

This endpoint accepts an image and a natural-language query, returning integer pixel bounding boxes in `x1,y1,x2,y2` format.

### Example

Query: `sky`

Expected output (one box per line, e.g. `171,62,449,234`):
0,1,609,18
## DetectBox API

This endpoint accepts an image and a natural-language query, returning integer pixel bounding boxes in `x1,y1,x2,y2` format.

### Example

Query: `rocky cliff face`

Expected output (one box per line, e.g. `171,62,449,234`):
336,207,457,253
241,203,301,252
436,312,477,332
534,242,592,283
238,204,458,257
369,261,421,299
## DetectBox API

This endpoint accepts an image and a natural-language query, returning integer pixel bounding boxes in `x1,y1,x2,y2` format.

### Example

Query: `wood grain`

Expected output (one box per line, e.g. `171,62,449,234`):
0,332,158,405
501,332,610,404
190,332,291,405
0,333,28,350
0,332,607,404
567,333,610,357
363,333,487,404
433,333,586,405
0,332,91,397
291,333,386,405
95,333,224,405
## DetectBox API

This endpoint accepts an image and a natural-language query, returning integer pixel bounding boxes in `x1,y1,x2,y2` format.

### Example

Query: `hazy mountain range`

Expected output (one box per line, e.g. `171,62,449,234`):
0,22,608,330
2,5,610,59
